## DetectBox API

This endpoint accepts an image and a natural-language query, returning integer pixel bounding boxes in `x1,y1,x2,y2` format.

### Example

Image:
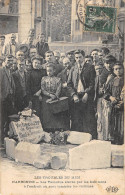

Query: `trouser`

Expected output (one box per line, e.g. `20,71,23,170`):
70,99,97,139
1,95,15,143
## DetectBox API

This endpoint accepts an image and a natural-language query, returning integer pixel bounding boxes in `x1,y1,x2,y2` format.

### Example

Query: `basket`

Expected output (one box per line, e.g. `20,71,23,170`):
47,97,69,114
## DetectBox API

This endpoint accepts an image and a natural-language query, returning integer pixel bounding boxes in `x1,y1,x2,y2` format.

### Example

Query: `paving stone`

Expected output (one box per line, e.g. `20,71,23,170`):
67,131,92,145
50,152,68,170
69,140,111,170
15,142,41,164
40,143,76,155
33,154,51,169
4,137,17,159
40,143,76,169
111,144,124,167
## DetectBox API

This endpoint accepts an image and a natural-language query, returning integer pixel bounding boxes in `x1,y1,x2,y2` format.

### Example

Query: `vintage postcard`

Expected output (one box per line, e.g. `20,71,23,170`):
0,0,125,195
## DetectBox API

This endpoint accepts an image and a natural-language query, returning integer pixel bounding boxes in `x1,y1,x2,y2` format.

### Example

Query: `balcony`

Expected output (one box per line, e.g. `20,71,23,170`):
0,1,18,17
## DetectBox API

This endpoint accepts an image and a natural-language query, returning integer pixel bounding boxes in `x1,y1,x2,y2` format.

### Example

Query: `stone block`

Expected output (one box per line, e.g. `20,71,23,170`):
67,131,92,145
33,154,51,169
10,114,44,144
15,142,41,164
4,137,17,159
50,152,68,170
69,140,111,170
111,144,124,167
43,132,51,143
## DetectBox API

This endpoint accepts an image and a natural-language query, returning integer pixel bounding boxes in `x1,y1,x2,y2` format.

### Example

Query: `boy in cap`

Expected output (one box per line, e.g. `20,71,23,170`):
104,62,124,144
99,54,116,91
66,50,75,66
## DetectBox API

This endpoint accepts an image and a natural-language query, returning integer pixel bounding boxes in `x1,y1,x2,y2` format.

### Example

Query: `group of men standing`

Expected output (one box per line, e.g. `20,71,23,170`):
0,30,124,146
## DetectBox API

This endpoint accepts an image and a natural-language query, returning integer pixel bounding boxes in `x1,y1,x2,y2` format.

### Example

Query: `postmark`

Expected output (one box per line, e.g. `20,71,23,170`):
77,1,117,33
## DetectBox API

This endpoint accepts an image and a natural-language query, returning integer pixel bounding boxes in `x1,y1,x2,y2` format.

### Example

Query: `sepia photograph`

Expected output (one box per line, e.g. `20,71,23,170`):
0,0,125,194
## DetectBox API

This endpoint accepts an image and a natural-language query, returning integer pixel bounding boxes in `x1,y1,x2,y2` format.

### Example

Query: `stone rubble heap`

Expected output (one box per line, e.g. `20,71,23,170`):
4,131,124,170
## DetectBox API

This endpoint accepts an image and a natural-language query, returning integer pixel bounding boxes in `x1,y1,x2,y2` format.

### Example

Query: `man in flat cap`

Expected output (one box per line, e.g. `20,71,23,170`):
67,50,97,138
66,50,75,67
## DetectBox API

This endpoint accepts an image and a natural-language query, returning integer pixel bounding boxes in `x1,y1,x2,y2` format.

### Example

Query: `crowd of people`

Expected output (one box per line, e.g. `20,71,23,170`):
0,29,124,145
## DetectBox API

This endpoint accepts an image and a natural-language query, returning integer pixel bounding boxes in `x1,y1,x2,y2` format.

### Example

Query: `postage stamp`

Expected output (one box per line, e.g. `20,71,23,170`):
77,1,117,33
84,5,117,33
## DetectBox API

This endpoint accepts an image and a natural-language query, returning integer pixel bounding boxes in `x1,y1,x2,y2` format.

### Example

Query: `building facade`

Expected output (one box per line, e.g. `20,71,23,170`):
0,0,18,35
18,0,47,42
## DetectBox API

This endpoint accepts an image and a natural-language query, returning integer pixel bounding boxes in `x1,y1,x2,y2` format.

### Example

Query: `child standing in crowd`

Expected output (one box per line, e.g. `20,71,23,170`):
41,63,70,132
99,55,116,89
104,62,124,144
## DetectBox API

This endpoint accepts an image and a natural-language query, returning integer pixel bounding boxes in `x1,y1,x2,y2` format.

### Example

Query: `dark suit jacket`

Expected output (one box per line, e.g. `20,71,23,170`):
67,63,95,99
12,70,29,110
27,69,47,101
1,67,15,101
57,68,69,83
36,42,49,58
99,67,112,86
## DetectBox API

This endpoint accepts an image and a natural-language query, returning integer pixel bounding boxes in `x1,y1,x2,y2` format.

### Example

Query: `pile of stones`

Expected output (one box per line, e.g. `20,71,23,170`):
4,131,124,170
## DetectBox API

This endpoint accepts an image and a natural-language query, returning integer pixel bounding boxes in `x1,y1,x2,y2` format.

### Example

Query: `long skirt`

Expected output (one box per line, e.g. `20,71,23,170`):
41,95,70,131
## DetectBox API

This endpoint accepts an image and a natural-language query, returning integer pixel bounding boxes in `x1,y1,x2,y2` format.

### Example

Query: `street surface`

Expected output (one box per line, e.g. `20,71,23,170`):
0,148,124,195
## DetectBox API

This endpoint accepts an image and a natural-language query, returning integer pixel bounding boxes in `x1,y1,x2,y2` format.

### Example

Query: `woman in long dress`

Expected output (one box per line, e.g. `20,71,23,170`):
41,63,70,132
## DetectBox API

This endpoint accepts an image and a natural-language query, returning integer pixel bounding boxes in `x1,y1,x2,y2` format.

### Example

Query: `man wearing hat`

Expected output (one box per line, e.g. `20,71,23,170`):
1,55,15,142
67,50,96,138
66,50,75,67
99,54,116,89
0,35,6,57
5,33,19,57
